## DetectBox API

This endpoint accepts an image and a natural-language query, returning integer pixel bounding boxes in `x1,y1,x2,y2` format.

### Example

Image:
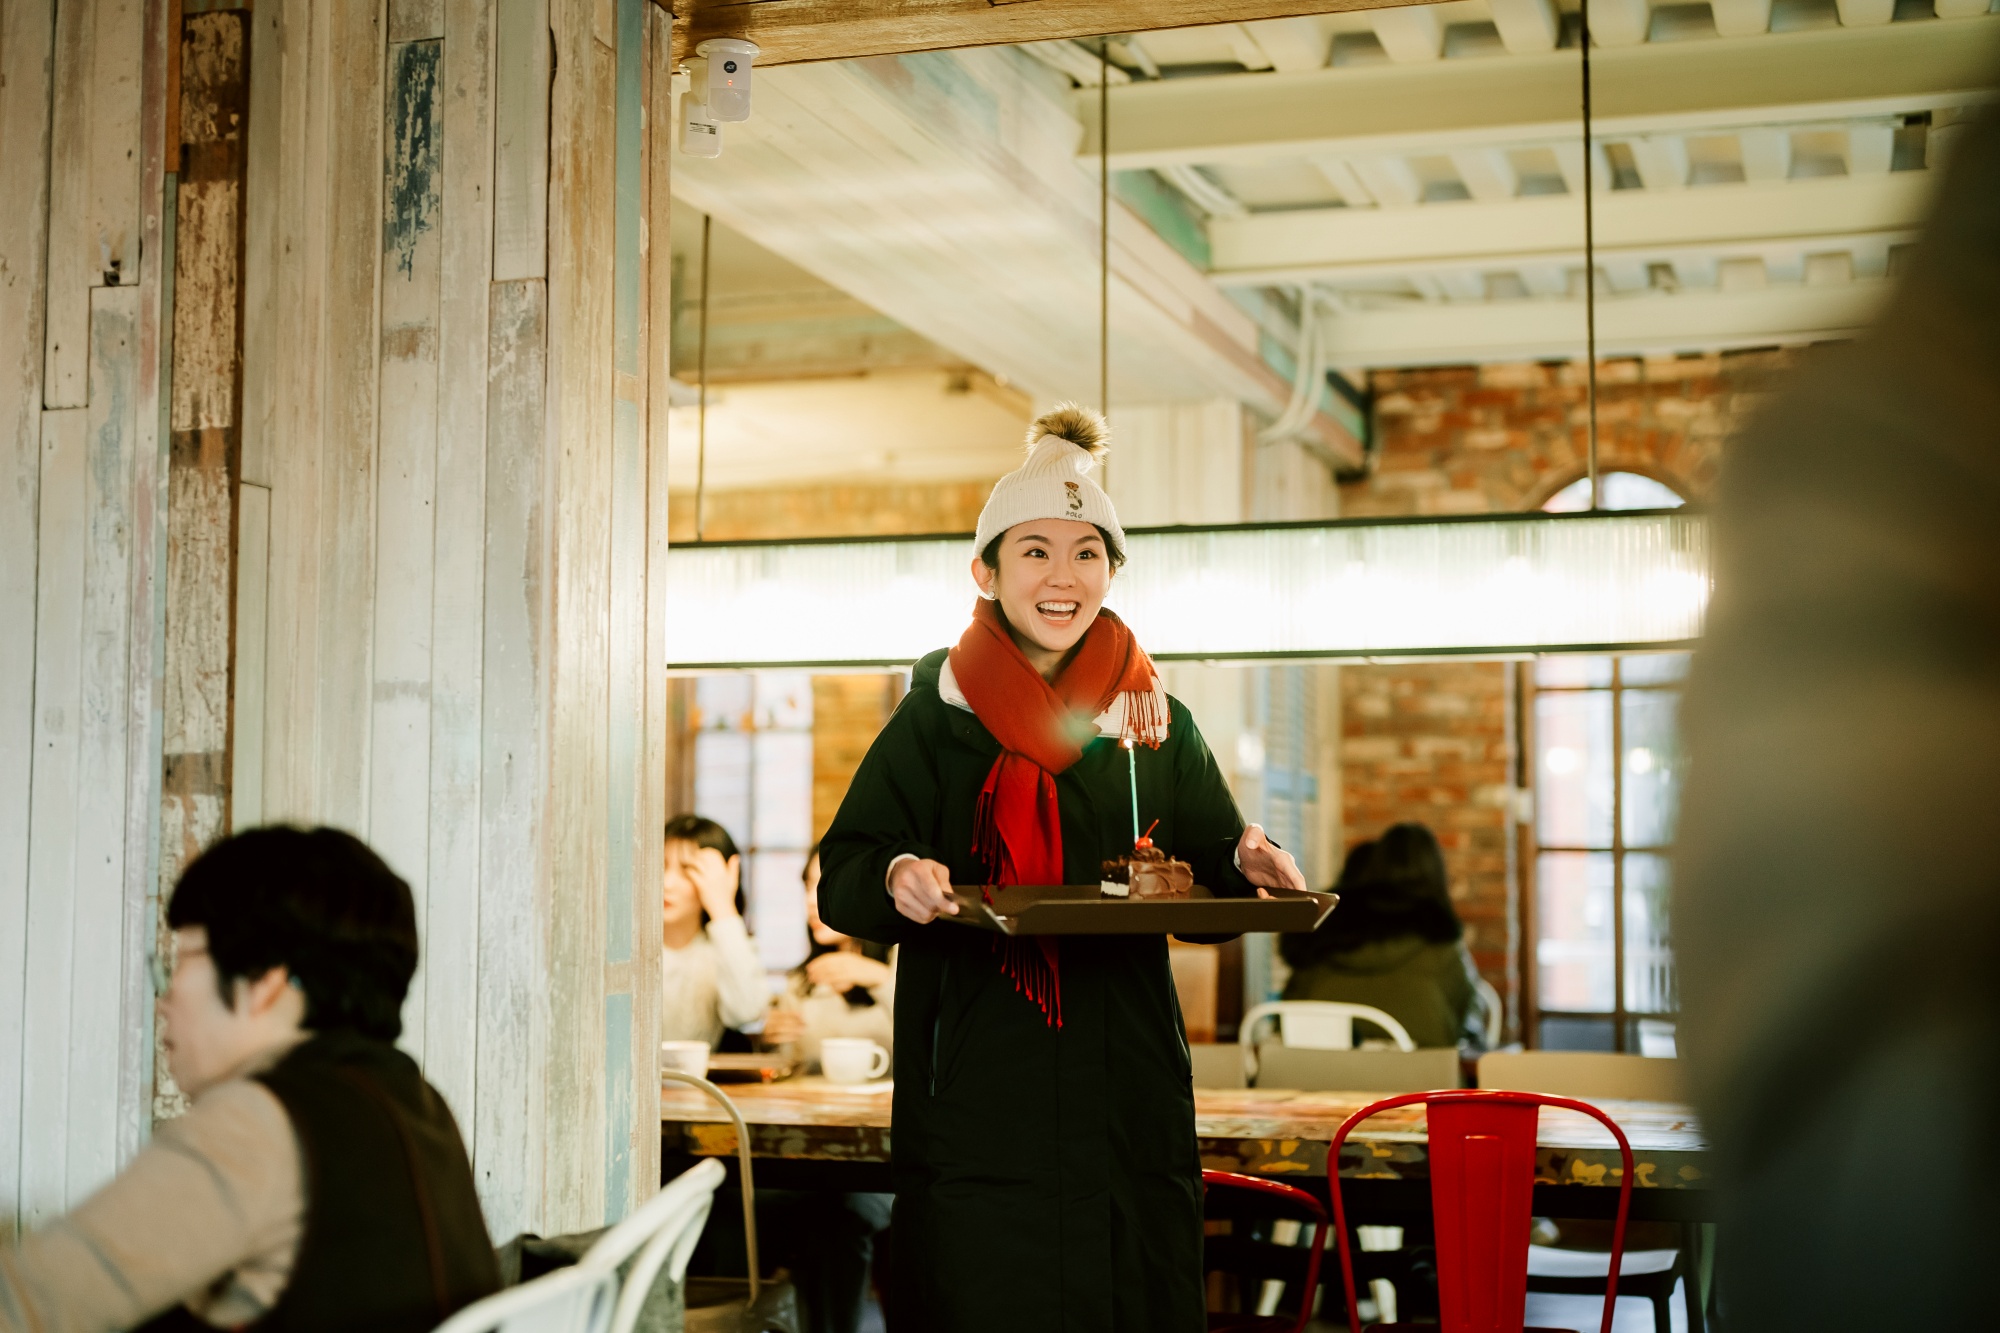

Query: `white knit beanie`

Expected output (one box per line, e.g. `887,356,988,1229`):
973,404,1126,562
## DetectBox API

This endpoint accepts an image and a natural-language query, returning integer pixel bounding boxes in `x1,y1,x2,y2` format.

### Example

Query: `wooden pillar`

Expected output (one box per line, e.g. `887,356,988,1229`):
226,0,666,1237
0,0,172,1232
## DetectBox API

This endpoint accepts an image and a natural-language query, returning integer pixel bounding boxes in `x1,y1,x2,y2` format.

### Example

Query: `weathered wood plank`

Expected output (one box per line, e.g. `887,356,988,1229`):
44,0,145,408
0,0,56,1238
476,276,549,1238
543,0,619,1229
634,0,675,1211
236,0,282,490
493,0,550,282
68,285,142,1203
669,0,1440,68
390,0,446,42
232,483,271,830
22,408,87,1225
373,36,445,1060
118,0,174,1165
425,0,498,1134
599,0,651,1220
163,8,248,896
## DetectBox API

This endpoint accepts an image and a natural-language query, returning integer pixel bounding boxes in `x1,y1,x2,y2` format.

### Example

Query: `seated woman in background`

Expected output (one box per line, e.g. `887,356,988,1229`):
1280,822,1492,1050
763,845,896,1071
660,814,767,1046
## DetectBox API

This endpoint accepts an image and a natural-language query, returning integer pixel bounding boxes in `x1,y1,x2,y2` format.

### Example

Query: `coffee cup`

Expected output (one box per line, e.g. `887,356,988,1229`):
820,1037,889,1085
660,1040,711,1080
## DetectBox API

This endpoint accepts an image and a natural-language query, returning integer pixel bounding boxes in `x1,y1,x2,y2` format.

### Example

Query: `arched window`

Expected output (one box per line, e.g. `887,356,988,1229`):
1541,471,1686,513
1529,470,1688,1053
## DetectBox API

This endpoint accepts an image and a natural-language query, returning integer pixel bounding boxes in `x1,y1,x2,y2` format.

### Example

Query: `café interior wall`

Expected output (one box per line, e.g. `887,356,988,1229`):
1327,352,1788,1042
1,0,676,1241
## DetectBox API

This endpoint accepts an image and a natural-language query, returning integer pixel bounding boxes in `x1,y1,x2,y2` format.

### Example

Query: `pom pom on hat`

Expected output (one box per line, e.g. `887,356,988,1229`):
1026,403,1109,461
974,403,1126,563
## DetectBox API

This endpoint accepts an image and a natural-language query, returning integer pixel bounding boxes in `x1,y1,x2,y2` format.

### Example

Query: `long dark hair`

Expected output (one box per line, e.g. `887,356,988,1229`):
664,813,747,921
1281,822,1463,969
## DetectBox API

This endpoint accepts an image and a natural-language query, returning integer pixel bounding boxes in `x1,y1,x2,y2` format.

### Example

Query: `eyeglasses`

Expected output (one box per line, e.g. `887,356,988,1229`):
148,941,207,997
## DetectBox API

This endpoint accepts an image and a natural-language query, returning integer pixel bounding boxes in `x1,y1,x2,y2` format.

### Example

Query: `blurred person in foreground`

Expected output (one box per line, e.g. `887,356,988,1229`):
1279,825,1491,1050
0,826,498,1332
1674,91,2000,1328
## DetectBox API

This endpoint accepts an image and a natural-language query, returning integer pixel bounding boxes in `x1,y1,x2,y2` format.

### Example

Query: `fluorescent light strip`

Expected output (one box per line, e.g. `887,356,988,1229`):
666,510,1709,669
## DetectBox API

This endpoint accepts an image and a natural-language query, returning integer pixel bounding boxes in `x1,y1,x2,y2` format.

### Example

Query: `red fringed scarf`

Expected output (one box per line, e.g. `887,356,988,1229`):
948,599,1167,1026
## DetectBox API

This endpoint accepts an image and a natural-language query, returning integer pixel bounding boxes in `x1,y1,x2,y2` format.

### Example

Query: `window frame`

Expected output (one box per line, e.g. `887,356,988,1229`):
1524,656,1684,1051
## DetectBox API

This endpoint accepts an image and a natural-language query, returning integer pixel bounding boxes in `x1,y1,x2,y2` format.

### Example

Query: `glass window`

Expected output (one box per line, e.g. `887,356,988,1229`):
1541,471,1687,513
1528,657,1685,1049
1528,476,1688,1050
693,672,815,972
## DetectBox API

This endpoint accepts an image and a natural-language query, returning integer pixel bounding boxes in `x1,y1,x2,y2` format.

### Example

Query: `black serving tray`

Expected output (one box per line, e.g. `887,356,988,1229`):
943,883,1337,936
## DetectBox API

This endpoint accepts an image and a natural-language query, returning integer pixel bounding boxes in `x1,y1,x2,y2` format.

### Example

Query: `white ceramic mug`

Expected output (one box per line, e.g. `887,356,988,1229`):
660,1040,711,1080
820,1037,889,1085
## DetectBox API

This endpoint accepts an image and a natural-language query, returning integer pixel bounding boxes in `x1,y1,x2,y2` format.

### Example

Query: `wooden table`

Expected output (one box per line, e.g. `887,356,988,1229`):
660,1078,1711,1219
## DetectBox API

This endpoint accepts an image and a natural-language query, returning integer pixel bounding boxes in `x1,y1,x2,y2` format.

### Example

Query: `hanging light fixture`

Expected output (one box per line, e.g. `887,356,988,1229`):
666,508,1707,669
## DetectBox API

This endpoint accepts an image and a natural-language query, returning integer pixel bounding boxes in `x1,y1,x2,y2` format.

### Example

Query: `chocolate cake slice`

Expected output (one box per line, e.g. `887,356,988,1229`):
1099,839,1193,899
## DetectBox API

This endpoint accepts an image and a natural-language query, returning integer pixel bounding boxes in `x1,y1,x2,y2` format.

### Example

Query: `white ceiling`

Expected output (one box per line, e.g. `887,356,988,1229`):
1050,0,2000,364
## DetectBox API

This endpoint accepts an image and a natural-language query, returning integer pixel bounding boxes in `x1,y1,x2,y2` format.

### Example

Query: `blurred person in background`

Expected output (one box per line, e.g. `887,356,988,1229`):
764,844,897,1070
1279,824,1490,1050
0,826,497,1332
1674,90,2000,1328
660,813,766,1047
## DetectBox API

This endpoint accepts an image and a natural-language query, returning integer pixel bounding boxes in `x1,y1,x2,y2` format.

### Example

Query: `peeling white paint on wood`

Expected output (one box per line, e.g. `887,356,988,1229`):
0,0,57,1238
475,276,550,1240
374,37,446,1063
425,0,498,1136
44,0,144,409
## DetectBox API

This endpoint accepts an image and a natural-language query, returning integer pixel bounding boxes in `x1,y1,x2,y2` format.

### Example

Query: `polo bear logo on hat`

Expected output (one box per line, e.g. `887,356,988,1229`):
1064,481,1083,515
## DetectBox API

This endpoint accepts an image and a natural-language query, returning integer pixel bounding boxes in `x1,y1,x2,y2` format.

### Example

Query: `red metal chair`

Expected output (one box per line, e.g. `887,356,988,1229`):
1201,1169,1329,1333
1328,1089,1635,1333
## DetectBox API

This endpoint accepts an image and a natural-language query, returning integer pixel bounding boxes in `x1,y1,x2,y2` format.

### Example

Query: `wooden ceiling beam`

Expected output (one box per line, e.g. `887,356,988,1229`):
660,0,1441,68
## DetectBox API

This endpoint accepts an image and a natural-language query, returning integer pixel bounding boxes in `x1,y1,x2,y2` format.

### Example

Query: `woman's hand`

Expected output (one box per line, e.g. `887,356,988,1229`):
763,1009,805,1045
807,951,893,992
688,848,741,922
1237,824,1307,895
888,857,960,924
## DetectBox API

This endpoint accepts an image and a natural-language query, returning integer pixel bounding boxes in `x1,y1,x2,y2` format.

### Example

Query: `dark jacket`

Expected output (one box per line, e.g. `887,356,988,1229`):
138,1029,501,1333
1281,936,1486,1049
818,649,1255,1333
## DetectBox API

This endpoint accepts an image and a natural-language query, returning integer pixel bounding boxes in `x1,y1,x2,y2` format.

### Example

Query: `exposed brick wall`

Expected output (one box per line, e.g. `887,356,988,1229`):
1341,661,1517,1022
812,674,900,842
1331,354,1793,1038
1342,350,1793,517
668,479,994,543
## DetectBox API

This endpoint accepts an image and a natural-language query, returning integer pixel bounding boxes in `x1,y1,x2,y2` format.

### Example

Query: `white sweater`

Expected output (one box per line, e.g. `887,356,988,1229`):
660,914,768,1045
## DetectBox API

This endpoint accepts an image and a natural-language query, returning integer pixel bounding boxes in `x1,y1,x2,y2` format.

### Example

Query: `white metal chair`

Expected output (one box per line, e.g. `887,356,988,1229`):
1474,976,1504,1050
579,1157,727,1333
1252,1043,1463,1093
1238,1000,1416,1086
430,1264,616,1333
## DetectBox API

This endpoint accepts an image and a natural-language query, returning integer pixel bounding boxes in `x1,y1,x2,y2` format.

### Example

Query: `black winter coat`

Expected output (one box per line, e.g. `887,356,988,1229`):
819,649,1256,1333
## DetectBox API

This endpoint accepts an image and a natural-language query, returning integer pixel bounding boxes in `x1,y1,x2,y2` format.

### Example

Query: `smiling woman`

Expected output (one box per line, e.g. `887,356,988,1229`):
817,404,1307,1333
